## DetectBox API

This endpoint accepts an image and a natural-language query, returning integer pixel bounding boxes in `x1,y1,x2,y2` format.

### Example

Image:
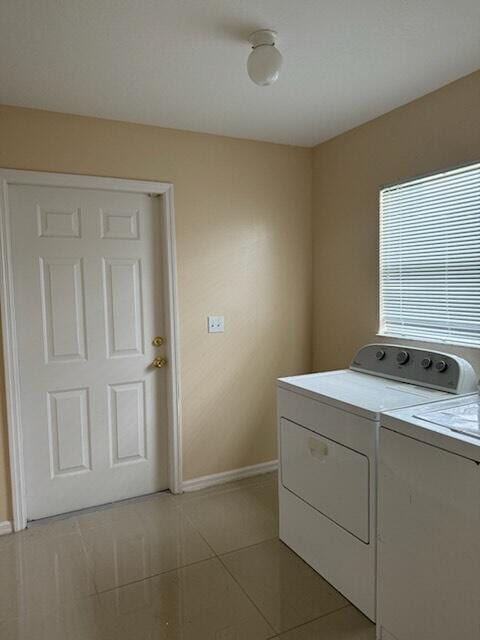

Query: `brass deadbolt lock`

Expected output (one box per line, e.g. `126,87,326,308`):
152,336,164,347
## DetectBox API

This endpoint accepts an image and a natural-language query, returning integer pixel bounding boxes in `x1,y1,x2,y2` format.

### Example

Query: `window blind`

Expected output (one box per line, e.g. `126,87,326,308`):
379,162,480,347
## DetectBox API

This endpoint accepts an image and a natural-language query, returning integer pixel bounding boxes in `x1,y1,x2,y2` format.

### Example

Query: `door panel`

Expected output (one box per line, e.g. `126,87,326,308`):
37,206,81,238
40,257,87,362
108,381,146,465
100,208,140,240
9,184,168,519
103,257,144,357
48,387,91,476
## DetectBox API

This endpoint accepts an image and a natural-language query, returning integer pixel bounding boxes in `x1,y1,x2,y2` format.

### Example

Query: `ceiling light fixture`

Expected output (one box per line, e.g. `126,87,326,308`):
247,29,282,86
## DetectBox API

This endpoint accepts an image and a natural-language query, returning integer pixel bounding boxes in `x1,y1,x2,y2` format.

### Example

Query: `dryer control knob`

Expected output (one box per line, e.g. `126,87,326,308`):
375,350,386,360
421,357,432,369
435,360,448,372
396,350,409,365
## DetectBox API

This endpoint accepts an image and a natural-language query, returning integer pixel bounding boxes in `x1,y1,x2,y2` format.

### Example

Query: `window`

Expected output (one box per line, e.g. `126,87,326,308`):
379,162,480,348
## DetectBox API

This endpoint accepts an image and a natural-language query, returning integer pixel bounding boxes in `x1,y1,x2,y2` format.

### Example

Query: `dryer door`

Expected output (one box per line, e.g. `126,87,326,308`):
280,418,370,542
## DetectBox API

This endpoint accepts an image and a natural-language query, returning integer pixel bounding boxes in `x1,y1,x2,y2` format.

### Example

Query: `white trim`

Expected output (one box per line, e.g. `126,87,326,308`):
182,460,278,493
0,169,171,195
0,177,26,531
0,520,13,536
0,169,183,530
160,187,183,494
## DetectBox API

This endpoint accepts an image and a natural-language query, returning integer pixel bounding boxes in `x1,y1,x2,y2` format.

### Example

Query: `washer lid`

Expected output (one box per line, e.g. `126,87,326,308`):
381,394,480,461
278,370,451,420
415,401,480,440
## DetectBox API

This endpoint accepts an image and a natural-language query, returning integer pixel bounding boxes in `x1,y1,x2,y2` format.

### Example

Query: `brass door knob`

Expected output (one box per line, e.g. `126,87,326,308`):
152,336,164,347
152,357,167,369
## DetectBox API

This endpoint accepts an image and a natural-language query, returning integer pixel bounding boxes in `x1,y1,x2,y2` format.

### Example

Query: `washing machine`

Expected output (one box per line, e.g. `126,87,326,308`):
277,344,477,621
378,395,480,640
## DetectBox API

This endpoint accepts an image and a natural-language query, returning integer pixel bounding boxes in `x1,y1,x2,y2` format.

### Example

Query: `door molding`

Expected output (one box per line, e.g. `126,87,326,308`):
0,169,183,531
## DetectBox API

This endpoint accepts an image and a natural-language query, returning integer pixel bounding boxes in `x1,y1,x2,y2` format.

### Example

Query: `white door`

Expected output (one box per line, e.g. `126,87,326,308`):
8,184,169,520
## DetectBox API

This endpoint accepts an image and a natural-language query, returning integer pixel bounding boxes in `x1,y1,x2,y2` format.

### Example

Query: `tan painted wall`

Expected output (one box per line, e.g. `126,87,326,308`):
313,70,480,374
0,105,313,521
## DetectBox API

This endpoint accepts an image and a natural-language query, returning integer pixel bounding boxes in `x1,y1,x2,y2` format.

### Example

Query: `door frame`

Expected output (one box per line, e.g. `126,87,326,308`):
0,169,183,531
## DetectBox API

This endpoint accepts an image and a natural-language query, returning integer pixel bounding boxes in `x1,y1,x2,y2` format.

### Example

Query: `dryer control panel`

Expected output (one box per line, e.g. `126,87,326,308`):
350,344,477,394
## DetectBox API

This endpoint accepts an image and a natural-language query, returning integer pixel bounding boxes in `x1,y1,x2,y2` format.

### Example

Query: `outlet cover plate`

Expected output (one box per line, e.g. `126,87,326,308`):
208,315,224,333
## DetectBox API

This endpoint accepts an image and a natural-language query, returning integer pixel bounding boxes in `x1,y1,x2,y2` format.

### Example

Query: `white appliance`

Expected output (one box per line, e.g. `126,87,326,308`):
378,395,480,640
277,344,477,621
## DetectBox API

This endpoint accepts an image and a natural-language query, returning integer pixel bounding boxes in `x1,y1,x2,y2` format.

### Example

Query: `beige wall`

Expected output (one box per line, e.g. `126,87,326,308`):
0,105,313,521
313,70,480,374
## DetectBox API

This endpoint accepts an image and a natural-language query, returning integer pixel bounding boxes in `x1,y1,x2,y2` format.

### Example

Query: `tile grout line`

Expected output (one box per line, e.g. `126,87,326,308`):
217,535,279,559
275,603,353,638
216,551,278,637
177,490,279,555
176,502,219,558
92,555,222,597
178,489,279,637
218,548,352,639
74,516,103,598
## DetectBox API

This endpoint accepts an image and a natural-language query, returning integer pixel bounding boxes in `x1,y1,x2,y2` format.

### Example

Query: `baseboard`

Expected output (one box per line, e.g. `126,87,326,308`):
0,521,12,536
182,459,278,493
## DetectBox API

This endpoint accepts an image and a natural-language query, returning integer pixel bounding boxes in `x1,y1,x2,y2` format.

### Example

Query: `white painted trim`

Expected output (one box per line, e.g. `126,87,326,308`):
0,169,171,195
161,187,183,494
0,520,12,536
0,169,183,530
0,177,27,532
182,460,278,493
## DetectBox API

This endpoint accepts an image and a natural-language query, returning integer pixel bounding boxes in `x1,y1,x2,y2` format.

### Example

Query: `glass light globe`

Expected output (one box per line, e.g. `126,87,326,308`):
247,44,283,86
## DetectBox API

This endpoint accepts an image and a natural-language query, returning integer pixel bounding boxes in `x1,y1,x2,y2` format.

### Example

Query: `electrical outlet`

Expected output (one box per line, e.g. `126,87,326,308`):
208,315,224,333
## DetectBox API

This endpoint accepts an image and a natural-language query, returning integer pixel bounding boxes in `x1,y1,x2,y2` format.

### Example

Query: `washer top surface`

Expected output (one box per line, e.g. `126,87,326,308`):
416,400,480,439
382,394,480,461
278,369,451,420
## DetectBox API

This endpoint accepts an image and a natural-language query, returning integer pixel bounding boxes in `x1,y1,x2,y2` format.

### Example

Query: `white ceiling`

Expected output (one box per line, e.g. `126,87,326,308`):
1,1,479,147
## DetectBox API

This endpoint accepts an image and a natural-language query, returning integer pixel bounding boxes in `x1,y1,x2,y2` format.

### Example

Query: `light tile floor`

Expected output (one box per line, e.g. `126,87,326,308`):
0,472,376,639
